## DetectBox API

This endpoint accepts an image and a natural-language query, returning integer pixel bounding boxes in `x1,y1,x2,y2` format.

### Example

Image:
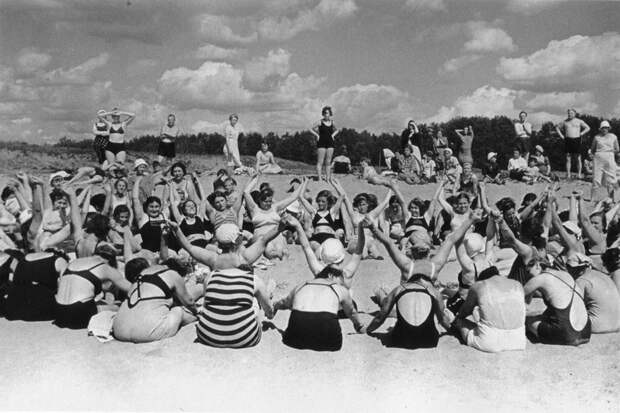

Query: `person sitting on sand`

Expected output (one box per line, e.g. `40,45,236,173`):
567,253,620,334
274,219,364,352
443,149,462,192
54,244,131,329
530,145,551,177
396,146,421,185
331,145,351,174
421,151,437,183
508,148,528,181
132,179,167,253
4,249,68,321
601,247,620,292
453,266,526,353
255,141,283,175
298,188,344,252
482,152,505,184
363,250,453,348
113,258,200,343
523,256,591,346
35,188,71,252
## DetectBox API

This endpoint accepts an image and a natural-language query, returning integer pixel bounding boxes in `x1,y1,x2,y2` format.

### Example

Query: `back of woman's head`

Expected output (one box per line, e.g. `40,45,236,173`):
85,213,111,239
602,248,620,272
125,258,149,283
162,258,190,277
94,243,118,268
43,248,69,262
521,215,543,241
90,193,106,212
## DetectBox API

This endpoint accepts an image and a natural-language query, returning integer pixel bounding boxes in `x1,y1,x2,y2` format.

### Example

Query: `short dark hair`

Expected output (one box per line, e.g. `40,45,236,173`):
142,196,162,212
125,258,149,283
321,106,332,116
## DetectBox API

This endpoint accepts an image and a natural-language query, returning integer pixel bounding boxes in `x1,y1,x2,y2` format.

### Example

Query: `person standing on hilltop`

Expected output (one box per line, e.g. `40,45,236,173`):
158,113,179,164
98,107,136,165
555,108,591,180
514,111,532,161
223,113,245,172
92,109,110,165
454,125,475,167
311,106,339,182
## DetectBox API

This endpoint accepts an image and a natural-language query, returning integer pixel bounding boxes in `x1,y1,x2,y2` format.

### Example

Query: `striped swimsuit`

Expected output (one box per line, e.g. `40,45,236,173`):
212,208,237,231
196,269,261,348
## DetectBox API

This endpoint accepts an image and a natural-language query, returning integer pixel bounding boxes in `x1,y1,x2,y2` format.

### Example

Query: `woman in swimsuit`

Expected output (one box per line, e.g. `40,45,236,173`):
113,258,199,343
298,188,343,253
169,191,213,249
311,106,339,182
166,162,196,204
54,244,131,329
98,108,136,165
133,178,167,254
92,109,109,165
244,175,306,261
455,125,475,166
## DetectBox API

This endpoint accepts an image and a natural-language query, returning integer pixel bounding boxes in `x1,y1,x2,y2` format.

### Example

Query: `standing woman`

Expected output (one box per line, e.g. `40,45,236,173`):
455,125,475,166
589,120,619,201
223,113,244,169
400,120,420,152
93,109,109,165
158,113,179,163
311,106,339,182
98,108,136,165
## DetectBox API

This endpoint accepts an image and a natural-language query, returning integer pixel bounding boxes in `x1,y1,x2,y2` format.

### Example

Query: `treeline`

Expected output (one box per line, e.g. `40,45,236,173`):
54,115,620,171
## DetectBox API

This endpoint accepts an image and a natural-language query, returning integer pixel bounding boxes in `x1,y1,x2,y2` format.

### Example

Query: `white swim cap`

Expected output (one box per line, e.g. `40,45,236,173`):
464,233,485,258
319,238,346,265
215,223,241,245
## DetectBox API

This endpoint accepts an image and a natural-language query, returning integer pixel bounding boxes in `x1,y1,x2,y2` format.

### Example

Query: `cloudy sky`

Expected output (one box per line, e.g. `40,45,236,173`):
0,0,618,142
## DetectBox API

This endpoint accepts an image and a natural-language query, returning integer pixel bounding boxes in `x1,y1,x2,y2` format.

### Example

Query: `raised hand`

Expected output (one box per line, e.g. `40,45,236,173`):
470,208,483,223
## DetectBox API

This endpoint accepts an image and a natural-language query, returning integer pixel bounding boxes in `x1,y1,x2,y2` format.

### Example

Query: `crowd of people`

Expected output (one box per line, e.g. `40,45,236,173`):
0,105,619,353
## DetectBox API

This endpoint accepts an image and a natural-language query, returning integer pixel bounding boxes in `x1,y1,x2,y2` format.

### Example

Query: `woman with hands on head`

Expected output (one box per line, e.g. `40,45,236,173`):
98,108,136,165
298,183,344,253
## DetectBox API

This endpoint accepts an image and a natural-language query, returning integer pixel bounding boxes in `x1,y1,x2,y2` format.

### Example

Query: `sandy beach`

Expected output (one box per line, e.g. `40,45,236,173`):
0,152,618,412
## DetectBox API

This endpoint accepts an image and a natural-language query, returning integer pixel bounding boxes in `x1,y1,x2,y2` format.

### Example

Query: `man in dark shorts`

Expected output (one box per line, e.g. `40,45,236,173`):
555,108,591,180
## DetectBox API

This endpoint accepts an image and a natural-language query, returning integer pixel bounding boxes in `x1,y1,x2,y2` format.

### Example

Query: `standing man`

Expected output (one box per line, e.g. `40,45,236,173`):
158,113,179,163
555,108,591,180
514,111,532,161
223,113,244,170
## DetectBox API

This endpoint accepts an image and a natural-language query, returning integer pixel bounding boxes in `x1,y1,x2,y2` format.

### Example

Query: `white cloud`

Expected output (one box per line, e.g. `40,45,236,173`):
158,61,252,111
464,21,516,53
195,44,246,61
198,14,258,45
243,49,291,91
16,49,52,75
526,91,598,113
440,54,482,74
41,53,110,85
257,0,357,41
497,32,620,91
505,0,569,15
424,85,523,123
404,0,446,12
11,117,32,125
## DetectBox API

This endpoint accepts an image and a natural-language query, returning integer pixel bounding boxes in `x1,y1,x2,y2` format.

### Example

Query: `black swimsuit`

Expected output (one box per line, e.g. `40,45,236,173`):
387,285,439,349
283,282,343,352
537,272,591,346
127,269,173,309
317,121,335,149
5,254,60,321
107,125,126,155
180,217,211,248
310,211,337,244
93,122,109,163
54,262,105,329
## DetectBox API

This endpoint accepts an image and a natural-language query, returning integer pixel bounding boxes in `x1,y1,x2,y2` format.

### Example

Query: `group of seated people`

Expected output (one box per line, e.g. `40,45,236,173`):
0,153,619,353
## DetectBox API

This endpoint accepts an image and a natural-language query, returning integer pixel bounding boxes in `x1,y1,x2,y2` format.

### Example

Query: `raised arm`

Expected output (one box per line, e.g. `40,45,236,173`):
580,119,591,137
550,204,580,252
498,213,532,258
368,218,411,273
437,183,454,216
519,190,545,221
242,175,259,215
168,184,184,224
287,215,322,275
424,181,444,222
341,220,366,288
170,221,217,267
368,189,393,221
242,222,286,265
132,177,145,223
275,178,306,212
121,111,136,126
577,197,605,247
67,187,84,242
432,210,481,273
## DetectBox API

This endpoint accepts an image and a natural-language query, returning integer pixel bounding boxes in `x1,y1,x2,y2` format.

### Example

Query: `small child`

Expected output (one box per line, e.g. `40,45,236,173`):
524,158,551,184
421,151,437,183
583,151,594,178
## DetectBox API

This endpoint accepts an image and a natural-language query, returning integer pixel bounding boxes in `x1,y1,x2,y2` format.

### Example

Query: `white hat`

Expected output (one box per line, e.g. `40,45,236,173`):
464,233,485,258
49,170,70,183
285,200,301,215
562,221,582,239
535,145,544,154
443,148,453,157
600,120,611,130
318,238,346,265
133,158,148,170
408,230,432,253
97,109,106,115
487,152,497,161
215,223,241,244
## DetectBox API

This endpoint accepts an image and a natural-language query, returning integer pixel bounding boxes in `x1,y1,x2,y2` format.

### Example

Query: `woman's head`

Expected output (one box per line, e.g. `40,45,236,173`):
464,233,485,258
112,205,131,226
94,243,118,268
142,196,162,217
229,113,239,126
171,162,186,179
167,114,176,125
406,230,432,259
408,197,425,216
114,178,128,194
208,191,228,211
454,193,470,214
318,238,346,268
589,211,606,233
125,258,149,283
353,193,369,214
50,189,69,210
316,190,335,211
496,197,516,216
512,148,521,159
321,106,333,118
403,146,412,156
407,119,415,129
224,177,236,194
258,187,274,210
181,200,197,217
260,141,268,152
215,223,242,251
388,195,401,211
462,162,472,174
163,257,191,277
85,213,111,240
360,157,371,168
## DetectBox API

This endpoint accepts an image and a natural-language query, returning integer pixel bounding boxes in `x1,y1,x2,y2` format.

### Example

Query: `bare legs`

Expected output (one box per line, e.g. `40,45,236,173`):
566,154,582,180
317,148,326,181
325,148,334,181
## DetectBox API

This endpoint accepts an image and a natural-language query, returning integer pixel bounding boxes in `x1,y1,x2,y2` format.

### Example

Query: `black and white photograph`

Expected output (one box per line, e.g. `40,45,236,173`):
0,0,619,411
